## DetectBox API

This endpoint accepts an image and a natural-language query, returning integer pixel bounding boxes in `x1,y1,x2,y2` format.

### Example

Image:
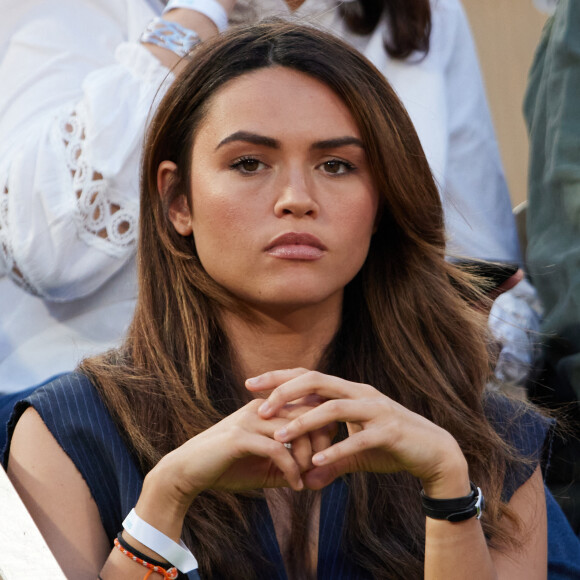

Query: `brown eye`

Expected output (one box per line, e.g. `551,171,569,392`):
230,157,266,174
241,159,260,172
321,159,354,175
324,161,341,174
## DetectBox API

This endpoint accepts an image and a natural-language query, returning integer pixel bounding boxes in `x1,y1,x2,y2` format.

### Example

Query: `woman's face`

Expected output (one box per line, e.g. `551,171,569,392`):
165,66,379,313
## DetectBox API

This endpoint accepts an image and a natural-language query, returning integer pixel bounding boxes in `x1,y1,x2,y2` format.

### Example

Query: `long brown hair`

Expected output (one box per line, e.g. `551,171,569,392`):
82,21,521,578
340,0,431,59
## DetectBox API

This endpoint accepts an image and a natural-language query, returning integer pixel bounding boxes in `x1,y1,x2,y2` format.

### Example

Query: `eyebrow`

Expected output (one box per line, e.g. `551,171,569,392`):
215,131,364,151
311,136,364,150
216,131,280,150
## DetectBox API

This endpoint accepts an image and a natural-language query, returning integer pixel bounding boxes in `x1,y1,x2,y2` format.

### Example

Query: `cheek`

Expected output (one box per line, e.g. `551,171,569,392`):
345,195,379,242
191,197,258,275
191,161,264,229
343,196,379,264
204,205,243,237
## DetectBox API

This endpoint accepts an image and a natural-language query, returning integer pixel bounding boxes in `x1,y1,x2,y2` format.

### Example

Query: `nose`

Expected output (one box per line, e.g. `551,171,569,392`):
273,169,318,218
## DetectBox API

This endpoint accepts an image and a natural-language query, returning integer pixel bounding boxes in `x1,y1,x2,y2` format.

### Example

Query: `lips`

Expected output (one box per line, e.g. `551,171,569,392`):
265,232,327,260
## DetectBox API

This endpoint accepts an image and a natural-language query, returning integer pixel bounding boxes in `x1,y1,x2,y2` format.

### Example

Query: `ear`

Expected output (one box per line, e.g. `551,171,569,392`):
158,160,193,236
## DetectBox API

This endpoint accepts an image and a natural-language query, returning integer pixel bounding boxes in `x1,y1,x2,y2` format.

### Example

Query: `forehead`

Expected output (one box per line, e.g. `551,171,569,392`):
196,66,361,142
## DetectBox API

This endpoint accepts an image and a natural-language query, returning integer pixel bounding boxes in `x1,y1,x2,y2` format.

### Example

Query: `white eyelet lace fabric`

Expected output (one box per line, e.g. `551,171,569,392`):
0,173,8,269
0,165,38,294
60,106,138,256
0,101,140,297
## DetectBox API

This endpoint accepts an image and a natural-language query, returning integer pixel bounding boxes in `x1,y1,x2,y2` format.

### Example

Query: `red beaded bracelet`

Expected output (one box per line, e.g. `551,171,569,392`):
114,537,179,579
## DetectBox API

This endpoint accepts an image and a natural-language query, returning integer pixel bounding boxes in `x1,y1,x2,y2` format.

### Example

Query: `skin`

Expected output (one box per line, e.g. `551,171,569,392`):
165,68,378,315
7,68,546,579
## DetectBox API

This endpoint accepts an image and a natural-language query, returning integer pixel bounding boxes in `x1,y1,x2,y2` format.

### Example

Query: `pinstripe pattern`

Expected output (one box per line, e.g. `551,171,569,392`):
2,373,552,578
10,373,142,539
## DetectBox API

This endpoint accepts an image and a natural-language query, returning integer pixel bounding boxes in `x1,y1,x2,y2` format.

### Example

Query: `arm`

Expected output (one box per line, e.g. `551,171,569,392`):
489,466,547,577
7,408,111,578
425,466,546,579
0,0,166,299
7,397,324,578
0,1,231,301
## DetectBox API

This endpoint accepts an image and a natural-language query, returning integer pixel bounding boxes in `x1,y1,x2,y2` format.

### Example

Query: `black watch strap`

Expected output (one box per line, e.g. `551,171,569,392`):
421,482,485,522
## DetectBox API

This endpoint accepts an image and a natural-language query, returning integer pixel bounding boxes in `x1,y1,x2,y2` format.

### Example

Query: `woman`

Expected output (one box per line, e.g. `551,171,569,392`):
0,0,522,399
4,21,547,579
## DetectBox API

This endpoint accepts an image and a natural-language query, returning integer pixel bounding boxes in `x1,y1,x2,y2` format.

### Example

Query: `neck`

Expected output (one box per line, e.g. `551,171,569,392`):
222,298,342,383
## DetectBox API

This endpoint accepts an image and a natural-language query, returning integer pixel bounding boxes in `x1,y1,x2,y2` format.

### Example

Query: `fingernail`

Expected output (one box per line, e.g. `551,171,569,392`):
296,478,304,491
313,453,326,465
258,401,270,414
276,427,287,440
246,376,260,386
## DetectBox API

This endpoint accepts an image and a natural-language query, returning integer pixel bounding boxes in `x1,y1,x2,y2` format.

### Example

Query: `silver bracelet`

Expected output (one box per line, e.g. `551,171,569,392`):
164,0,229,32
140,17,201,59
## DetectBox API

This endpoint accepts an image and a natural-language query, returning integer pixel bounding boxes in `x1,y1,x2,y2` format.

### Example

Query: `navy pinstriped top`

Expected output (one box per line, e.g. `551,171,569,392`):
3,373,551,579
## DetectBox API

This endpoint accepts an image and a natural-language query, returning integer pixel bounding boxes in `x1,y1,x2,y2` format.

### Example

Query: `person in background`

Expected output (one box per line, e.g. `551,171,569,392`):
0,0,232,418
4,22,549,578
0,0,530,432
525,0,580,538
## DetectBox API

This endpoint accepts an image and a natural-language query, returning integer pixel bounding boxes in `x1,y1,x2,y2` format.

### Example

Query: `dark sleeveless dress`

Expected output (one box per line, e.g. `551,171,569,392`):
2,372,554,579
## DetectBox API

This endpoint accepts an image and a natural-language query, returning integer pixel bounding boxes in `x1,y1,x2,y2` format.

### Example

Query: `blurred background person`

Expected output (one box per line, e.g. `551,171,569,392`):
525,0,580,536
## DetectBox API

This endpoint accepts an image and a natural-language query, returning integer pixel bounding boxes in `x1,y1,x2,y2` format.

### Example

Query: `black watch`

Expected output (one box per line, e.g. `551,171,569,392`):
421,482,485,522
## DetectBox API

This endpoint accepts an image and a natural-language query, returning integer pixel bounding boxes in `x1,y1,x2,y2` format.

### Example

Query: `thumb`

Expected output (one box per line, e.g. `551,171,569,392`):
302,458,350,490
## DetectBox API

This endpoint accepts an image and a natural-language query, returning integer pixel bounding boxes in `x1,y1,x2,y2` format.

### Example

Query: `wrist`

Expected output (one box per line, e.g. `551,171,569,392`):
421,482,485,523
163,0,236,38
420,450,470,499
161,8,220,40
122,509,198,573
137,458,194,541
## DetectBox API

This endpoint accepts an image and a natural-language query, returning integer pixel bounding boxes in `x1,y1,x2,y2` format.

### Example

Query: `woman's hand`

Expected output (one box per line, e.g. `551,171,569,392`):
143,394,334,505
132,390,335,546
247,369,470,498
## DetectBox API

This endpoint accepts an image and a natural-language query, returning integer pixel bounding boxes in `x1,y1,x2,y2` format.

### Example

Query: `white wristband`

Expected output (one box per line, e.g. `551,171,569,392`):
163,0,229,32
122,508,198,573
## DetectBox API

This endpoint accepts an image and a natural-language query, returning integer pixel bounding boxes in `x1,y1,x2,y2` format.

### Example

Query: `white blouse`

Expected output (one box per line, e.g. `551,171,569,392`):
0,0,523,392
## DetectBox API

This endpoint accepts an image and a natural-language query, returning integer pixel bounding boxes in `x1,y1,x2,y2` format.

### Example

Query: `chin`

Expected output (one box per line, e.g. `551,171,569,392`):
244,285,345,314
